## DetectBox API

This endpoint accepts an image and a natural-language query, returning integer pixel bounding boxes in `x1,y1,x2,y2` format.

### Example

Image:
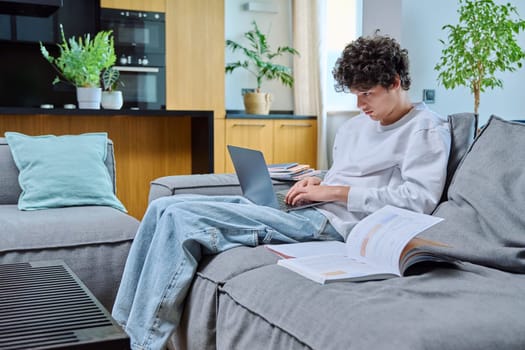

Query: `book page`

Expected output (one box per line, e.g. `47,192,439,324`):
345,205,443,274
266,241,346,259
267,162,298,171
278,254,397,284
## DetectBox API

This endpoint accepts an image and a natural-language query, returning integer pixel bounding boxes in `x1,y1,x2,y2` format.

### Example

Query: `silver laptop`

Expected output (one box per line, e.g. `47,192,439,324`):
227,145,325,212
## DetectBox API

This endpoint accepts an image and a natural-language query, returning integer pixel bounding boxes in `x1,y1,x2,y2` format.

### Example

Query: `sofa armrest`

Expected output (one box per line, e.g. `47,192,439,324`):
149,173,293,204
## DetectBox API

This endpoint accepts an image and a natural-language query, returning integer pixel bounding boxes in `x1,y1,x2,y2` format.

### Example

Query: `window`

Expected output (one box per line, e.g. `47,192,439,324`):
325,0,361,112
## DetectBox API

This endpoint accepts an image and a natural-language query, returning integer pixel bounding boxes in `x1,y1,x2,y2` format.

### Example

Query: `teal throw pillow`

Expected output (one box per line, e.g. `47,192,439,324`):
5,132,126,212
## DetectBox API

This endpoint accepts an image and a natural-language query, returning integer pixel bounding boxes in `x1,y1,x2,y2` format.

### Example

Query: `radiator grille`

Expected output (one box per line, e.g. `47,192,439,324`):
0,261,129,349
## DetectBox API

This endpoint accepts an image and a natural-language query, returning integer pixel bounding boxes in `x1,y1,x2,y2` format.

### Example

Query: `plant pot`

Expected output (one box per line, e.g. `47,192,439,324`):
243,92,272,115
101,91,123,110
76,87,102,109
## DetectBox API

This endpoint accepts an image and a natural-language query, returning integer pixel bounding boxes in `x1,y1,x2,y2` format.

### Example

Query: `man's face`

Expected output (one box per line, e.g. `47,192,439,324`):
351,82,402,125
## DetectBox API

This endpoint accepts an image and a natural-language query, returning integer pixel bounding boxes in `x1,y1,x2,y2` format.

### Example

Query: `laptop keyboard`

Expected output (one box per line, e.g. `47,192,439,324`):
276,191,294,211
275,190,326,211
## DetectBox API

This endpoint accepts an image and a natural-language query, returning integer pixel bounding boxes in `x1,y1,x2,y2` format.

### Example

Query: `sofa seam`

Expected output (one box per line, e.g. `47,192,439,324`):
150,182,240,191
0,238,135,254
149,180,290,192
217,286,314,350
196,258,278,285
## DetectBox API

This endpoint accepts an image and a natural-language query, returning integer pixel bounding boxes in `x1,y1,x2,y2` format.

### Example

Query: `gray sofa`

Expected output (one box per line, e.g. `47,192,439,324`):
148,115,525,350
0,138,140,310
147,114,525,349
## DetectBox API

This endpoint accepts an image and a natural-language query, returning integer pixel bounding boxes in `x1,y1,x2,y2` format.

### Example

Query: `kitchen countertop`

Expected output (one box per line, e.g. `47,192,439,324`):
0,107,212,117
226,110,316,119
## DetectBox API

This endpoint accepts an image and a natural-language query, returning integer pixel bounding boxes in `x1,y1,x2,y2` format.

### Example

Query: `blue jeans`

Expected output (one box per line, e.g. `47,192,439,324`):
112,194,343,350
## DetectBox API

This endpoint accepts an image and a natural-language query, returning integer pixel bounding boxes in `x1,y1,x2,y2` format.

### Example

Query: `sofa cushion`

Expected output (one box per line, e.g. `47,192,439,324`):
197,245,279,283
217,260,525,350
0,138,118,205
4,132,125,211
0,204,139,252
171,245,279,350
421,116,525,272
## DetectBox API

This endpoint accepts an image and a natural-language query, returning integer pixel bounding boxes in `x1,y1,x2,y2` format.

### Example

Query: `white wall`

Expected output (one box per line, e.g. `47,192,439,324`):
362,0,402,40
225,0,294,111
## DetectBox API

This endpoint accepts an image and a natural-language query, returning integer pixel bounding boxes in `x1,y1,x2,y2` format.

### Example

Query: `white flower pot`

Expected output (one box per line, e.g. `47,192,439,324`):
101,91,123,110
76,87,102,109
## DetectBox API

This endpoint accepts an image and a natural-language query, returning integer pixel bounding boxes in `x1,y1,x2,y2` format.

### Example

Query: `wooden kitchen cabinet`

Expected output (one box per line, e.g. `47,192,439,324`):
100,0,166,12
225,117,317,173
225,119,273,172
165,0,225,172
273,119,317,168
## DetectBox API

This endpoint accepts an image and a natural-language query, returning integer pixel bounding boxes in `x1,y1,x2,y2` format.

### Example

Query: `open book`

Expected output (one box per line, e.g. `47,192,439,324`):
266,205,449,284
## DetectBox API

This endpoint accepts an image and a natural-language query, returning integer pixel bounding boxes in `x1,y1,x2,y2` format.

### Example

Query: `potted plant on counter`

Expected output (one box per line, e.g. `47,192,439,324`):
101,66,124,110
225,21,300,114
40,25,116,109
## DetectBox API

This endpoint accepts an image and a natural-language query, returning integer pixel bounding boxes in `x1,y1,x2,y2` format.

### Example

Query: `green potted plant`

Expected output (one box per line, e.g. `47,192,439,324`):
40,24,116,109
100,66,124,110
225,21,300,114
435,0,525,114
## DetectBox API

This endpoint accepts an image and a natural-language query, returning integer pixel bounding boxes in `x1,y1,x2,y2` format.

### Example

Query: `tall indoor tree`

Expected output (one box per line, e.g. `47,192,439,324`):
435,0,525,114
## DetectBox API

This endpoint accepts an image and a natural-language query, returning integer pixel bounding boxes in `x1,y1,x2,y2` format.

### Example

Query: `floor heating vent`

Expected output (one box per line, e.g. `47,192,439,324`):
0,260,129,350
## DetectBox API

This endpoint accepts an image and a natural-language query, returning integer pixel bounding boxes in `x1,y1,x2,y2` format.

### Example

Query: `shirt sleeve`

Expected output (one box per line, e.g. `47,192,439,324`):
347,127,451,214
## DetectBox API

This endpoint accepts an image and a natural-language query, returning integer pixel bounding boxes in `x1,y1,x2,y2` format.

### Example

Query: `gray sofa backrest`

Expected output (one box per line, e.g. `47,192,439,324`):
0,137,117,205
441,112,478,202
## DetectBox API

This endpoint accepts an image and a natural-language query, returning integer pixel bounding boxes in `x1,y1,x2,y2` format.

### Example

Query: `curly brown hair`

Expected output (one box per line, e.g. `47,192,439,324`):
332,35,411,93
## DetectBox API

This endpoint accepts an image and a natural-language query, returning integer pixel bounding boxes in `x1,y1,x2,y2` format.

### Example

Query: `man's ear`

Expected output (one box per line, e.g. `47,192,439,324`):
391,75,401,89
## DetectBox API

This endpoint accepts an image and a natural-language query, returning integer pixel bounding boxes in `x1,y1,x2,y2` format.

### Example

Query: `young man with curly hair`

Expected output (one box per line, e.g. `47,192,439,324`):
113,35,451,350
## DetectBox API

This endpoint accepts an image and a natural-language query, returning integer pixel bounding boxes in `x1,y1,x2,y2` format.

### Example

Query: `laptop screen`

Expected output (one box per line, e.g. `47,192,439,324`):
227,145,280,209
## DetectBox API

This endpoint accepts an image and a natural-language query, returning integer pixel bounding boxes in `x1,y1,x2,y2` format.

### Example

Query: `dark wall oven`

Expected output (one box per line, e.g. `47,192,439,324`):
101,8,165,110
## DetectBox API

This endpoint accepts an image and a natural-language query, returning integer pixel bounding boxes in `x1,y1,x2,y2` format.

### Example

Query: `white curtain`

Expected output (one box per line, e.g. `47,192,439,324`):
292,0,328,169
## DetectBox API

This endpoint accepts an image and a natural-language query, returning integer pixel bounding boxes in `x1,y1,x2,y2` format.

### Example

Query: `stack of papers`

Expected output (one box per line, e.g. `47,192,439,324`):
268,162,321,181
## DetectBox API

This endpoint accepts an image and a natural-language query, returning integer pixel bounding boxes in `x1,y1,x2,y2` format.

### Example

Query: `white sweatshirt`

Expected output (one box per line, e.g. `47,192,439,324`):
316,102,451,239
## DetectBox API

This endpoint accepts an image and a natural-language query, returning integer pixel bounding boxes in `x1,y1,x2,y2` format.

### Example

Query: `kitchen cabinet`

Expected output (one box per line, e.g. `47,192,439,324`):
100,0,165,12
165,0,225,172
0,0,99,43
273,118,317,168
0,15,10,40
225,117,317,173
15,15,54,43
225,119,273,172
